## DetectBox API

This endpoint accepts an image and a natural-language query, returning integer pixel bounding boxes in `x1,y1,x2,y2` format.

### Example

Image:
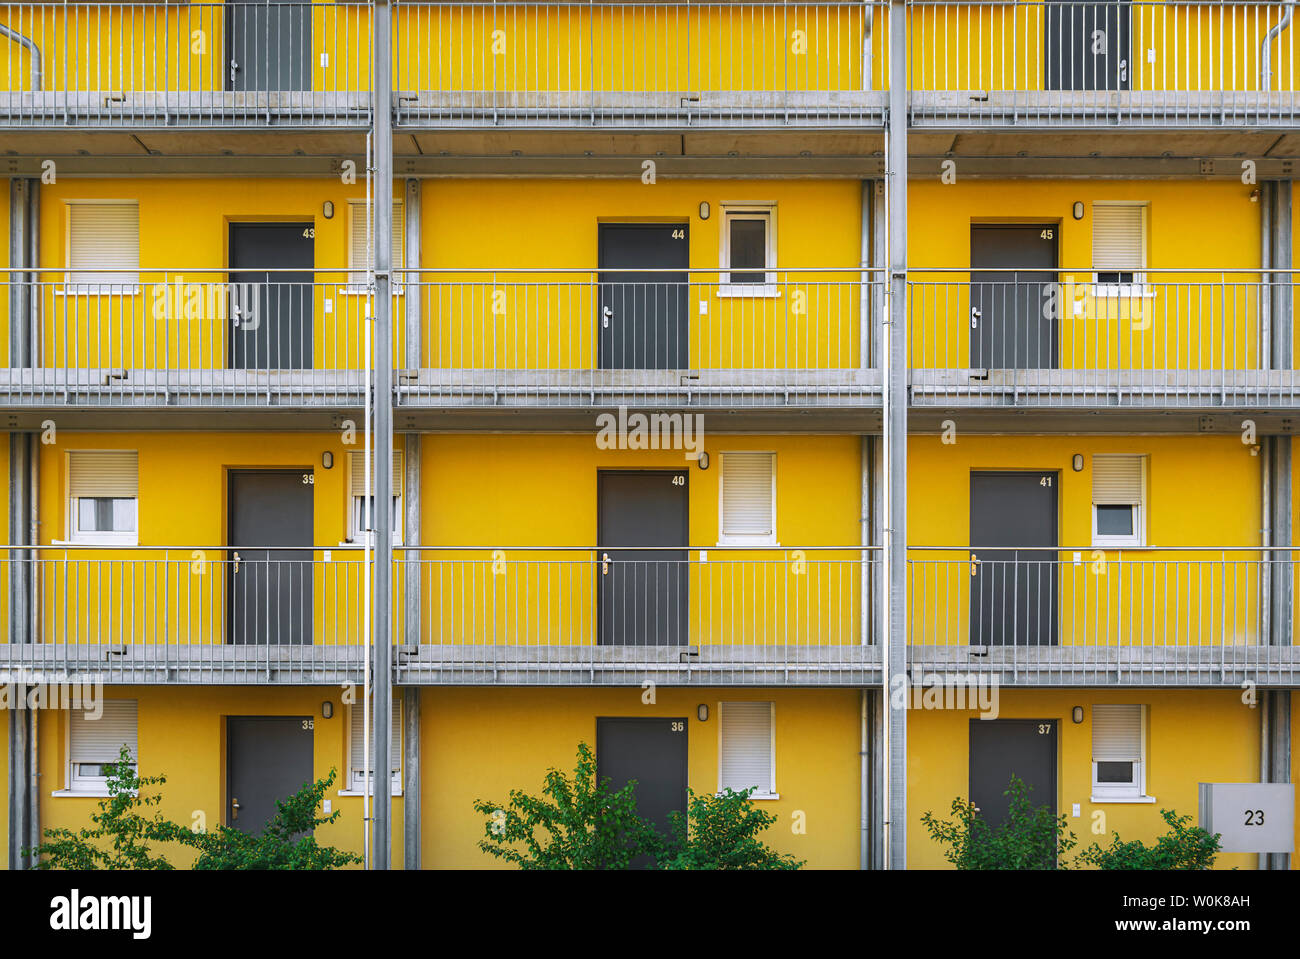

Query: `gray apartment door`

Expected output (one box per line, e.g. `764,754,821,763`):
596,717,689,867
970,719,1058,862
597,470,689,646
228,470,313,646
970,471,1058,646
227,717,314,833
1046,0,1131,91
970,225,1058,370
227,0,311,92
598,223,690,370
229,223,314,370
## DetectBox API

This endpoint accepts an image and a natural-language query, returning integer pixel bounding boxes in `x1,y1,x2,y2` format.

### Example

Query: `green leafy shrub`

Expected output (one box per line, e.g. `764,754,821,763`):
28,746,361,870
474,742,660,869
475,743,802,870
921,775,1077,870
1075,809,1221,870
659,788,803,870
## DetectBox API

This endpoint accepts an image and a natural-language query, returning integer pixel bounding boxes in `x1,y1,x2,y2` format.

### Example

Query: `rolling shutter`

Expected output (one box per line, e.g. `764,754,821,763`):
1092,454,1143,506
719,702,773,794
68,202,140,285
1092,704,1142,762
350,699,402,774
348,200,405,276
1092,204,1144,271
69,451,139,498
71,699,138,763
721,452,774,537
348,450,404,498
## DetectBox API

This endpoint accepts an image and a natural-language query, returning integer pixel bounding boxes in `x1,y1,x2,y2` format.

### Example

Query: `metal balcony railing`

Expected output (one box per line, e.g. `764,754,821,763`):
0,546,369,683
6,545,1297,685
397,267,882,407
392,0,890,127
909,0,1300,127
0,2,372,128
908,268,1299,407
1,270,374,407
907,547,1300,685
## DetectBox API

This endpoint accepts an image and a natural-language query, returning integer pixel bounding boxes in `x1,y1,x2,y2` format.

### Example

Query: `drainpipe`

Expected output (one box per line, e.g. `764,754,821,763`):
1262,0,1296,92
0,25,41,91
862,2,873,92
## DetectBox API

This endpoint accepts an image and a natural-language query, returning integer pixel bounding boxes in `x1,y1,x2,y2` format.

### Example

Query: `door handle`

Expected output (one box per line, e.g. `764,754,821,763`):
971,553,980,576
602,306,613,328
231,797,240,820
233,551,241,573
970,306,981,329
602,552,610,575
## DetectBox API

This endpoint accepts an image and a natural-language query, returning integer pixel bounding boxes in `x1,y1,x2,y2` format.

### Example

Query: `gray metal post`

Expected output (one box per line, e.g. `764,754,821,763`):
371,0,395,871
404,178,421,370
1273,180,1293,369
403,686,422,869
402,432,421,868
870,179,886,369
885,0,908,871
8,177,38,869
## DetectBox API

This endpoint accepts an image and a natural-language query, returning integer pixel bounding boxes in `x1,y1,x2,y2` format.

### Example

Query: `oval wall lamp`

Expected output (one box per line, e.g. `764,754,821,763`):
696,451,710,470
1072,201,1084,220
1072,453,1084,472
1072,706,1084,724
322,701,335,719
697,704,710,722
699,201,711,220
323,200,335,219
322,451,334,469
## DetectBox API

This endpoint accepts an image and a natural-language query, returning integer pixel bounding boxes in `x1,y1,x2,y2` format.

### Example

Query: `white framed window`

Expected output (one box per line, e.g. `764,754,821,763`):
1092,454,1146,548
346,450,403,547
1091,704,1153,802
345,698,402,795
719,203,777,295
347,199,405,289
66,451,139,546
1091,202,1148,296
65,200,140,294
718,701,777,798
65,699,138,795
718,451,776,546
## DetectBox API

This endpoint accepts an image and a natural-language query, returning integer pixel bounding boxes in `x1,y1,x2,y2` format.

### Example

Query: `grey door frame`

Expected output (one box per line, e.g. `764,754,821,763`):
970,223,1060,371
225,715,314,833
968,718,1059,856
597,222,691,370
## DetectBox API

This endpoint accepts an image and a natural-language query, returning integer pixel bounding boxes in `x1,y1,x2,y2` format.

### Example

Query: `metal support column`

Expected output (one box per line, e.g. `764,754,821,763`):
402,431,422,869
1262,179,1293,871
884,0,908,871
404,178,421,371
370,0,395,871
1270,180,1293,369
8,177,39,870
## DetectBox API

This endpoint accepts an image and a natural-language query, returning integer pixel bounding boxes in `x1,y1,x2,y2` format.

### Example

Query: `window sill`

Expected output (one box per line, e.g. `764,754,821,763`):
338,787,403,798
1092,539,1145,549
1090,285,1156,299
52,537,140,547
1090,794,1157,804
717,538,778,548
52,788,136,798
341,287,404,297
55,286,142,298
716,284,780,299
719,791,779,801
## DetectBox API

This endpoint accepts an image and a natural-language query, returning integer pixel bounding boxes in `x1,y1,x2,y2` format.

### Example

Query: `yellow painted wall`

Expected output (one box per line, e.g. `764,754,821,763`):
33,432,367,647
422,685,861,868
421,178,864,371
908,434,1263,646
36,685,395,867
0,2,371,94
420,432,863,646
908,689,1260,870
909,179,1262,370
